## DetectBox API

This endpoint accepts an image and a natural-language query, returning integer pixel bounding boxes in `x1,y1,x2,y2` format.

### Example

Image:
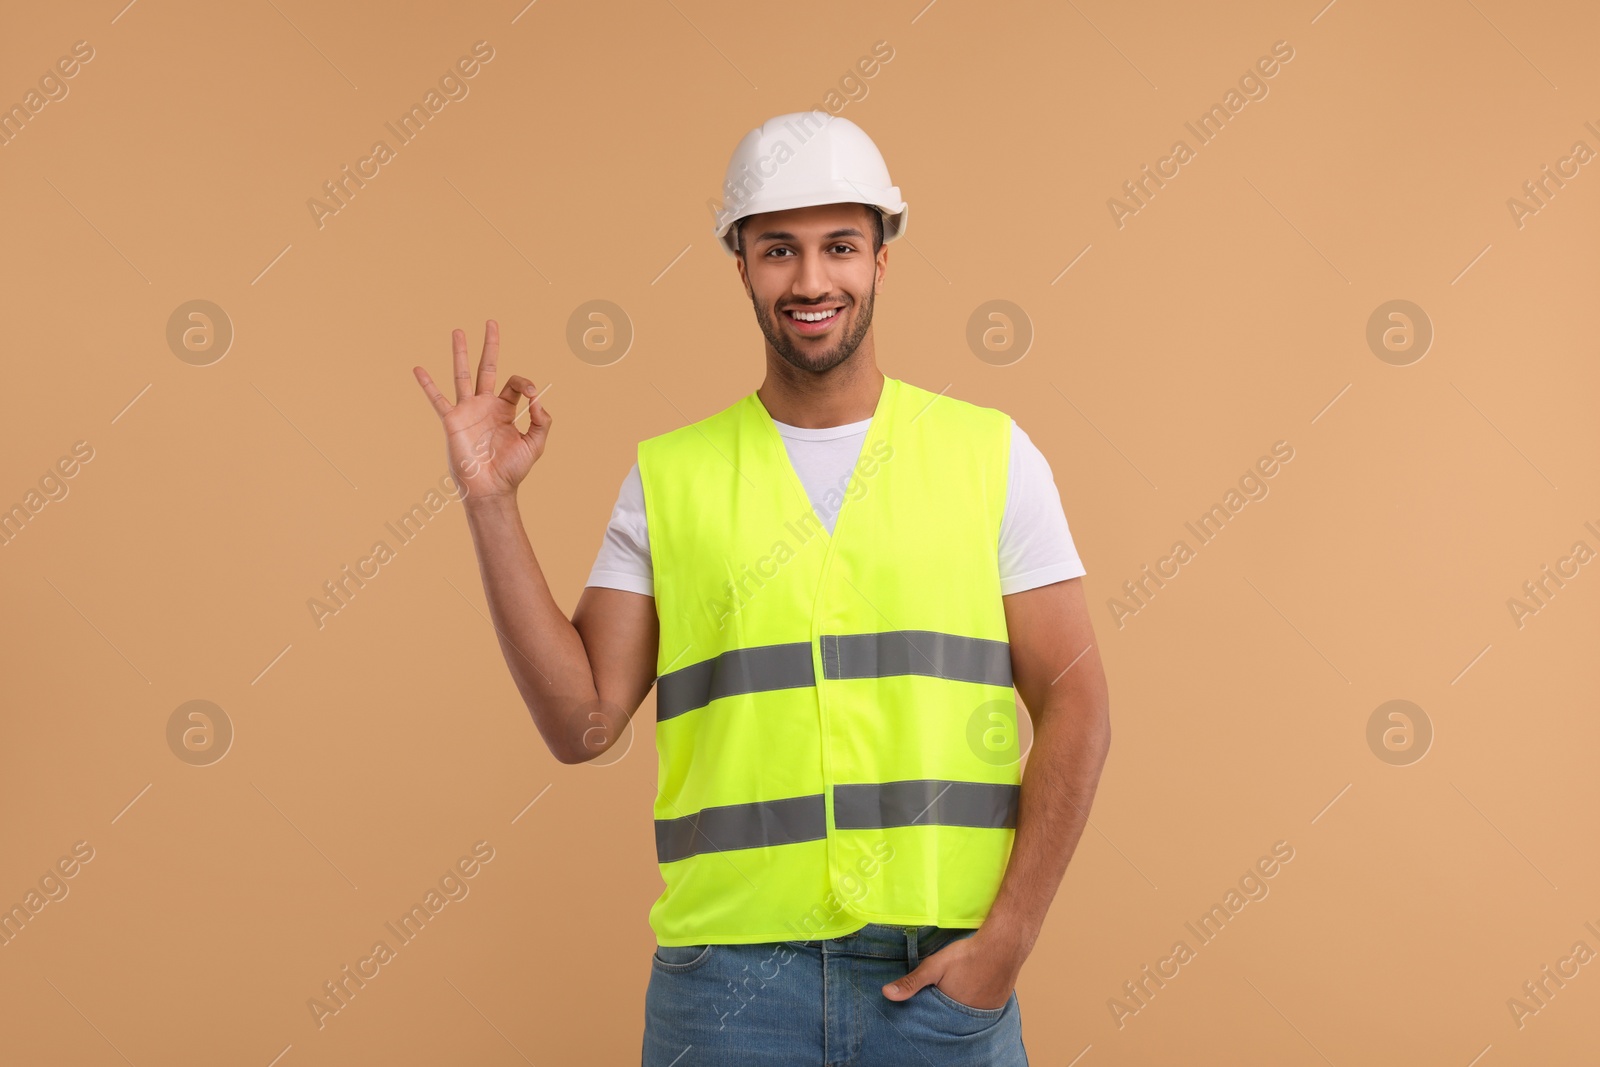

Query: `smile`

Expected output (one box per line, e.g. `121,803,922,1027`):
784,306,842,335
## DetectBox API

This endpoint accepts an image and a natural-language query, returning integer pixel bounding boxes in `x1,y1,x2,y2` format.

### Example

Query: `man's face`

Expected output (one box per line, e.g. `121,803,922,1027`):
734,203,887,376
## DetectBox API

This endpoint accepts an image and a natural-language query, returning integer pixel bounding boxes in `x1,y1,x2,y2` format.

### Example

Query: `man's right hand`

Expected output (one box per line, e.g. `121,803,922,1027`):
413,318,550,504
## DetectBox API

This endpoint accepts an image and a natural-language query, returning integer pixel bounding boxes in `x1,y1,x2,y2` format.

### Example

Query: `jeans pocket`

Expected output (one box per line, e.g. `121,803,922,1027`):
927,983,1010,1018
652,943,714,973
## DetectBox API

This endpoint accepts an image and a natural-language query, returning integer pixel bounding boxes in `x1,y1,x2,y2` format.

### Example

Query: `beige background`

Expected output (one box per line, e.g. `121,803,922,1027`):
2,0,1597,1063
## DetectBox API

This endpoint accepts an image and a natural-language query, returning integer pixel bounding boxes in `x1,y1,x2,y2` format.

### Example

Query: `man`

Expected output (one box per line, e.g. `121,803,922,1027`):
413,112,1111,1066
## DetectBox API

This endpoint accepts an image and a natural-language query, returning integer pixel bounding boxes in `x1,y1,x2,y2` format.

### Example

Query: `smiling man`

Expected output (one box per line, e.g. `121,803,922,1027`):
414,111,1111,1066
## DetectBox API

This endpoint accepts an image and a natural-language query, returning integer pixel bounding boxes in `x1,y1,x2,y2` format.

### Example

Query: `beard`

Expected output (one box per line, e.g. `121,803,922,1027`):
750,283,875,376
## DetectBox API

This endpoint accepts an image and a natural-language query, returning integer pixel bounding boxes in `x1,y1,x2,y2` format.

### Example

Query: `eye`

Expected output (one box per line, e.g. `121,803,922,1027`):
830,243,856,254
764,246,793,258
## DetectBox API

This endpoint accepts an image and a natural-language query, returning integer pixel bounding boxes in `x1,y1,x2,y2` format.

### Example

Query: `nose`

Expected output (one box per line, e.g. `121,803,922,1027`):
792,249,832,302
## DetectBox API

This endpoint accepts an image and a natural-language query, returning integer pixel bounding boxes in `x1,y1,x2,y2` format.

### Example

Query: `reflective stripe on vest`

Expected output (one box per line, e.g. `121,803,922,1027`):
656,630,1013,721
821,630,1013,687
637,375,1018,944
654,780,1021,863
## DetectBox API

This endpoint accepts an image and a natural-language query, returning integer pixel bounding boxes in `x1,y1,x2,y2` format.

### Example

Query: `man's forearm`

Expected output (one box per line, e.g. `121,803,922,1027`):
983,689,1112,957
462,492,600,760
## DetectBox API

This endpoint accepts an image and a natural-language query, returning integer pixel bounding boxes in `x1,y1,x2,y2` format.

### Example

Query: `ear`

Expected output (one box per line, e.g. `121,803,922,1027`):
735,252,752,297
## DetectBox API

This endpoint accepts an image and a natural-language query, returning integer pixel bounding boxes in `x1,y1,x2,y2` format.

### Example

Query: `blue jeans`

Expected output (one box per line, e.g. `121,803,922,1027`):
642,923,1028,1066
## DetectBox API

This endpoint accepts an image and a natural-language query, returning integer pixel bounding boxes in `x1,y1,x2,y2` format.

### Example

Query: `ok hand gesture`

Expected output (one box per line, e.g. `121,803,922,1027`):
413,320,550,503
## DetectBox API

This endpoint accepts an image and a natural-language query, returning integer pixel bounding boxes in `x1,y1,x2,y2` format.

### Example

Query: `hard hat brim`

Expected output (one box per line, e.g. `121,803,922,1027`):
715,185,908,257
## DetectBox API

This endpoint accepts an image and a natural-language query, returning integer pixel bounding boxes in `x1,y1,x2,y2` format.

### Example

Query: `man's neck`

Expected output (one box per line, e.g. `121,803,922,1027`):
756,359,885,429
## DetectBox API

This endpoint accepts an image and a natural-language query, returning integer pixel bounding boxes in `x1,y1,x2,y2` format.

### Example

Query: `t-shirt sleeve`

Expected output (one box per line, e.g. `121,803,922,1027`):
584,462,655,596
999,420,1087,595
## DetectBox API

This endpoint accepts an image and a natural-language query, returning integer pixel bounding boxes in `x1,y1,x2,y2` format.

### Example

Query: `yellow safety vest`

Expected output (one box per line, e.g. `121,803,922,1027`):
637,374,1020,946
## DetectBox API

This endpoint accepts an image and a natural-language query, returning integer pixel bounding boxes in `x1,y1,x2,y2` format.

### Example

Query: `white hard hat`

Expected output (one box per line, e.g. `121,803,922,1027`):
712,111,908,258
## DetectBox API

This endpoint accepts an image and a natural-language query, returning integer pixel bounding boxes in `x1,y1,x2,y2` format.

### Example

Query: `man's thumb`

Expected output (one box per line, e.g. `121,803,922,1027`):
883,962,938,1001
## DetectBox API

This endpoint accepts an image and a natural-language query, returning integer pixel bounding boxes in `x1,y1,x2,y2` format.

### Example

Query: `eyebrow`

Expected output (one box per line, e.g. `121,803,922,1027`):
752,227,866,245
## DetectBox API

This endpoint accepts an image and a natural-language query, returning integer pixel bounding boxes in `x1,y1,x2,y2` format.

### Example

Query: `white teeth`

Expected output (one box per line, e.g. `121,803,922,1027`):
789,308,838,322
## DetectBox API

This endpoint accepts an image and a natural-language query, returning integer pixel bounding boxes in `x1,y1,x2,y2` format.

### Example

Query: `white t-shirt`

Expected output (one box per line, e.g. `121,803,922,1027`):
586,415,1087,596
